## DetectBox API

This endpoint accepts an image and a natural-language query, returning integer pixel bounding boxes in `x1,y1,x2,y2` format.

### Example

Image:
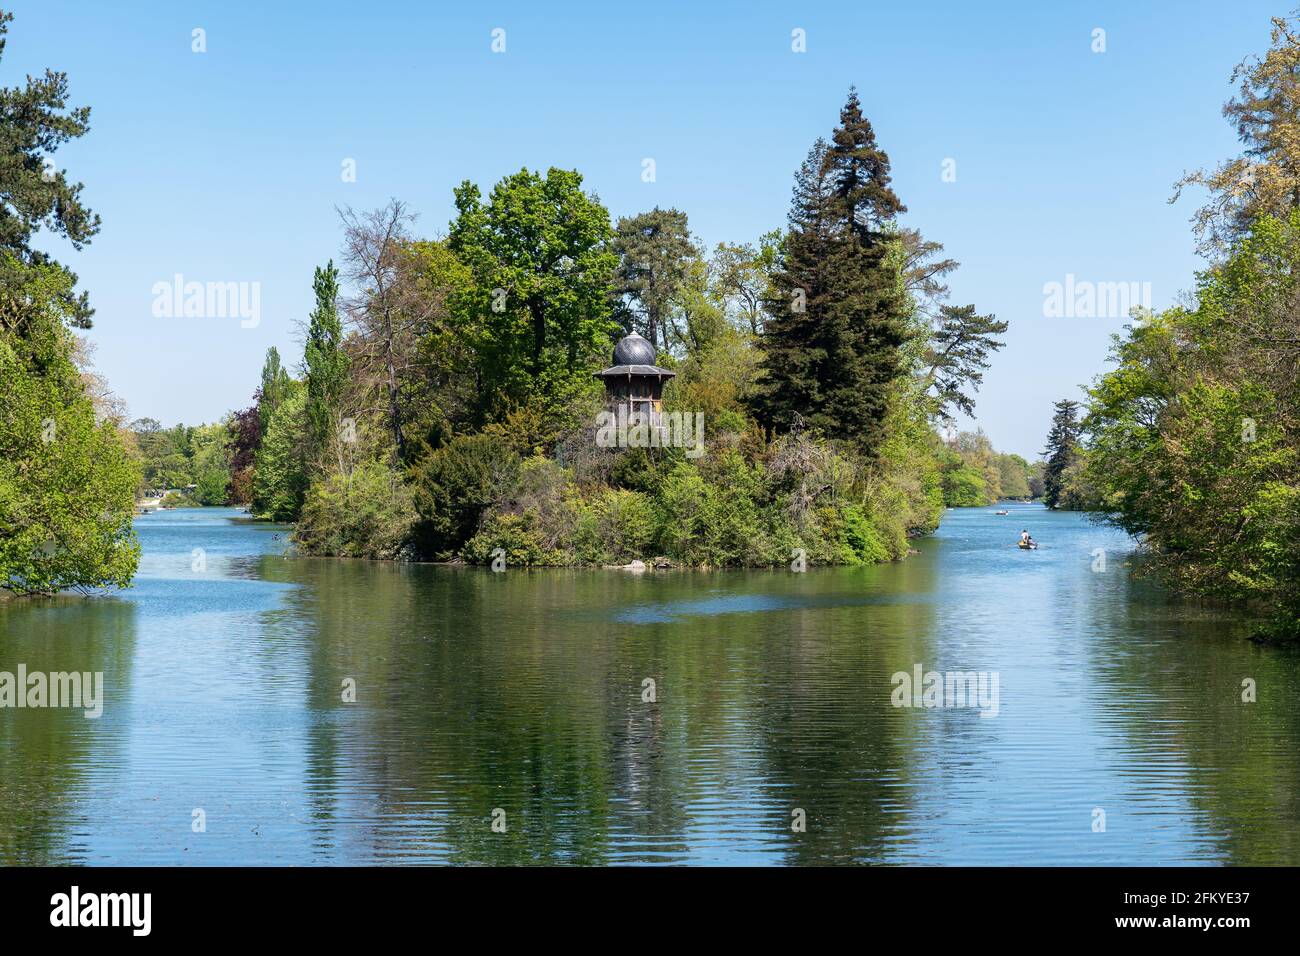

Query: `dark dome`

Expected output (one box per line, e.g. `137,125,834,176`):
613,332,657,366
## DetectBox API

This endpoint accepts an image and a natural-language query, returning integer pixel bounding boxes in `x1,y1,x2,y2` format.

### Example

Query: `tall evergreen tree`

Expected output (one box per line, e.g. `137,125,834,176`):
303,260,348,471
751,89,910,455
1042,398,1083,509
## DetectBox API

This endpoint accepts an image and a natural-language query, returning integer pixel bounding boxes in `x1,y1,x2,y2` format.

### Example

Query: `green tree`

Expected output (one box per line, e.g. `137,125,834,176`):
257,346,291,435
923,304,1008,419
303,260,348,471
252,384,307,521
0,11,100,329
1,256,138,593
712,231,783,336
1174,13,1300,256
1084,212,1300,637
612,207,694,351
449,167,618,422
1042,399,1083,509
751,90,910,456
997,453,1032,500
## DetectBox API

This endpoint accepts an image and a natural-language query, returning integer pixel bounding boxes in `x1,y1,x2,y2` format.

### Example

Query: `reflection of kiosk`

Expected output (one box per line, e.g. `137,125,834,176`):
594,332,675,431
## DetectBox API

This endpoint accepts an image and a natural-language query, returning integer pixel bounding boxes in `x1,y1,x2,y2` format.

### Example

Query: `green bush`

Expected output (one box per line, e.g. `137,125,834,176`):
296,460,416,559
463,512,569,566
410,432,520,557
573,488,656,564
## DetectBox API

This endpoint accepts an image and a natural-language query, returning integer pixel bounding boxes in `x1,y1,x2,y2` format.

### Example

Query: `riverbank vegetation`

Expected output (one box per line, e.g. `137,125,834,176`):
1064,13,1300,639
0,11,138,595
223,90,1015,568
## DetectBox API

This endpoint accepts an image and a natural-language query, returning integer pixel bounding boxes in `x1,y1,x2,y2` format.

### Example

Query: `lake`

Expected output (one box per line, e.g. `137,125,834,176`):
1,505,1296,865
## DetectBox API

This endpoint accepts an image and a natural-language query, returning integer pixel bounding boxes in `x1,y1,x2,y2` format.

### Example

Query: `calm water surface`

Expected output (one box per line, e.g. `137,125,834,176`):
2,505,1297,865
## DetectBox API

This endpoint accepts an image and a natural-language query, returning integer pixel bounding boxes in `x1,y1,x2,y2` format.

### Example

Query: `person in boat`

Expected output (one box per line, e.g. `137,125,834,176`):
1020,530,1030,544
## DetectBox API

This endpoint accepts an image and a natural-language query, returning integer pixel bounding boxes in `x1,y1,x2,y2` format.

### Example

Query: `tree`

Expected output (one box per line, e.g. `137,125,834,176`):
751,89,910,456
1084,212,1300,637
303,260,349,472
1,256,138,593
252,384,308,521
257,347,291,434
923,304,1008,419
712,230,782,335
1042,399,1083,509
225,405,260,504
997,453,1032,500
899,227,959,325
0,10,100,329
449,168,618,423
340,201,445,463
612,207,694,351
1173,13,1300,256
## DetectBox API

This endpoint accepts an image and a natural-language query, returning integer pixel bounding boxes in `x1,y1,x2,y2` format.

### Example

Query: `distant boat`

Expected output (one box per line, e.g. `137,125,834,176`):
1017,540,1038,550
994,510,1009,516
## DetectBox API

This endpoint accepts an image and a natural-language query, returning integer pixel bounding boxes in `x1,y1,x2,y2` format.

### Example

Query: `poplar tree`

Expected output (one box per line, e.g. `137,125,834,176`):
304,260,348,471
257,347,291,433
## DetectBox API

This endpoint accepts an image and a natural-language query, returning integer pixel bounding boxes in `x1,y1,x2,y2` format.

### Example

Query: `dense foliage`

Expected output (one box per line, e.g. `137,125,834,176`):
243,89,1014,568
1083,214,1300,638
1081,14,1300,639
1,13,138,596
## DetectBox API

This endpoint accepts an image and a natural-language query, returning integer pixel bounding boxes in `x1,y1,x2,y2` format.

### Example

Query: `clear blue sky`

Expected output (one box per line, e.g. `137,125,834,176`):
3,0,1280,458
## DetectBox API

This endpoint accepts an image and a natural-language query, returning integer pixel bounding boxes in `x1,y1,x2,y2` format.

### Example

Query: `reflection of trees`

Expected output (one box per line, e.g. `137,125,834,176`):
260,553,937,864
0,596,137,864
746,561,938,864
1081,569,1300,865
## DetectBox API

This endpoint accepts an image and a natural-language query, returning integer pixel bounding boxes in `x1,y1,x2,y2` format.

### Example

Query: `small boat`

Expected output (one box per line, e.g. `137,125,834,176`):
994,510,1009,516
1017,540,1037,550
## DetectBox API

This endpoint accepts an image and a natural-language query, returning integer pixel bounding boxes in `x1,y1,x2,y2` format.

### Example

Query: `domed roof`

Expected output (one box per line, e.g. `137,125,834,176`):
613,332,657,367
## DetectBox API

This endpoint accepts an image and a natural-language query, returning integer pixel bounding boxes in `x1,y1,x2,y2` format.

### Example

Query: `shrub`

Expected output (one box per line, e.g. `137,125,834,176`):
296,459,416,559
410,432,520,557
573,488,656,564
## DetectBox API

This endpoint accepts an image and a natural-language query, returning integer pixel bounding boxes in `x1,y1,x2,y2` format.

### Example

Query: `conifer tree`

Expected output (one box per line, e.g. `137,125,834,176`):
1042,399,1082,509
0,10,100,329
751,90,909,456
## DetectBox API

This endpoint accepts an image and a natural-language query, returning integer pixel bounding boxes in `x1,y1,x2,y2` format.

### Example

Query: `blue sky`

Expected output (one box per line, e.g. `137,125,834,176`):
3,0,1280,458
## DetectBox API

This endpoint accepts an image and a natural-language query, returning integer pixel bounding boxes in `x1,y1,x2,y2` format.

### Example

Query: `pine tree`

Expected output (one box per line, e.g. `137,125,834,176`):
1042,399,1082,509
751,89,909,455
304,260,348,471
612,207,694,351
0,11,101,329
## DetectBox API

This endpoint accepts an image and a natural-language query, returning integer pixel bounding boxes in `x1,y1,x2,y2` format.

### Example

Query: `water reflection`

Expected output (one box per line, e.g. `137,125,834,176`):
0,506,1294,865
